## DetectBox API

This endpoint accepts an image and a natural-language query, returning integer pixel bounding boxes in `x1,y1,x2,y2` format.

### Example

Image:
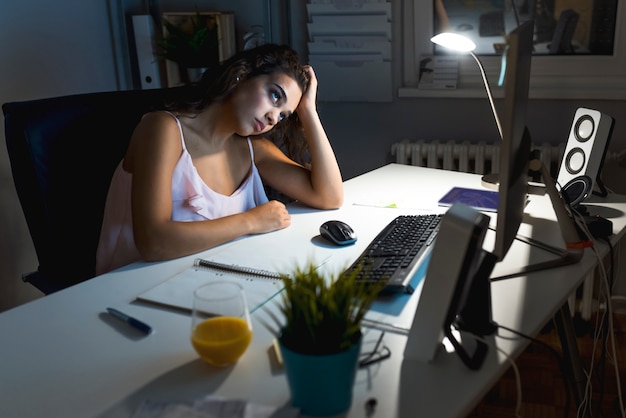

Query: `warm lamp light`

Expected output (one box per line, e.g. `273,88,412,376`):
431,33,503,140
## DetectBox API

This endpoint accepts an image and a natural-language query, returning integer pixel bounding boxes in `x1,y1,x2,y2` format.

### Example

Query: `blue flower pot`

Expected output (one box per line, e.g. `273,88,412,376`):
279,337,362,416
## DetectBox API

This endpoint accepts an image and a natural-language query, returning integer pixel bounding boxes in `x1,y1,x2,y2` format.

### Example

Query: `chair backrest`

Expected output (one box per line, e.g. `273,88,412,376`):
3,87,188,294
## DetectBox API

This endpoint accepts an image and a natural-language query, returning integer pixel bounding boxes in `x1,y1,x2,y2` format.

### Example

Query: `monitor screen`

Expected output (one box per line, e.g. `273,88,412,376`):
405,19,536,371
492,19,535,261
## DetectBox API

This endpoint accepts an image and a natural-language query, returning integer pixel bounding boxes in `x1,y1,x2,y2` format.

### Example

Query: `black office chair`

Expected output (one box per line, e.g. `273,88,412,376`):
3,87,189,294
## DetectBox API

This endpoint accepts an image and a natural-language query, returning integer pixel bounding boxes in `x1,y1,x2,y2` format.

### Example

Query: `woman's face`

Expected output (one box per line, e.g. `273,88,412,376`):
230,72,303,136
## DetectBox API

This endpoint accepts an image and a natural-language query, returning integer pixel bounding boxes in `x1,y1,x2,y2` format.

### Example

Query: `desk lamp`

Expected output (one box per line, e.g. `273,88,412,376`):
430,33,503,140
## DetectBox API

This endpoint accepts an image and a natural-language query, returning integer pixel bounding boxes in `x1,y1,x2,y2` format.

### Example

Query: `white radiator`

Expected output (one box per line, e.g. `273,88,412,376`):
391,139,566,176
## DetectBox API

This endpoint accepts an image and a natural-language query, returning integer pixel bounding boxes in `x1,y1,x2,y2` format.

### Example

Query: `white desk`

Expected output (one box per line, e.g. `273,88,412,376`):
2,164,625,418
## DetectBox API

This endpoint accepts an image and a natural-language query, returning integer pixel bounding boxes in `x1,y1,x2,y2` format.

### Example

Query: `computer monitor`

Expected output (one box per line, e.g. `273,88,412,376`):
492,19,535,261
406,20,586,370
447,21,535,368
488,18,582,279
404,20,536,371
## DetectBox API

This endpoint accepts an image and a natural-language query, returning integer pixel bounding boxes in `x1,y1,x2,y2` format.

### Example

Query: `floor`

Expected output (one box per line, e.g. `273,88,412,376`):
468,310,626,418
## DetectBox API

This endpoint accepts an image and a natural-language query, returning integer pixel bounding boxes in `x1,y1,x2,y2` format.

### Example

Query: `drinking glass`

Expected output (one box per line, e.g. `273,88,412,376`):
191,281,253,367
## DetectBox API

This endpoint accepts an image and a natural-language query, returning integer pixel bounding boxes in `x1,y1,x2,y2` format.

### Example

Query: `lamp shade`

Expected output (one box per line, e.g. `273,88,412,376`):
430,32,503,140
431,33,476,52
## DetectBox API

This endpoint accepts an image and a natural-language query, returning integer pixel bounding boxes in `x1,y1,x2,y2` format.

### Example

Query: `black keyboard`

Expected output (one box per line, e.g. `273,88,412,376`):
344,214,443,294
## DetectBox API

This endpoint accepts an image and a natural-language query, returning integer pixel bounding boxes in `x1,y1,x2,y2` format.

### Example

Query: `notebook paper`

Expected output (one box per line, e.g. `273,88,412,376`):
136,258,284,314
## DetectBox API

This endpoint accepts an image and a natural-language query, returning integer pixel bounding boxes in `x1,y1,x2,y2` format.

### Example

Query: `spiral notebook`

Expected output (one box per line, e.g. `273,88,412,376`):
136,258,285,314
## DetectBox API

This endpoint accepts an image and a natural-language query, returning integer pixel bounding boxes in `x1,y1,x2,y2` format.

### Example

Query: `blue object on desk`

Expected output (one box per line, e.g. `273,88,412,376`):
438,186,499,212
106,307,153,335
364,250,432,333
279,337,361,416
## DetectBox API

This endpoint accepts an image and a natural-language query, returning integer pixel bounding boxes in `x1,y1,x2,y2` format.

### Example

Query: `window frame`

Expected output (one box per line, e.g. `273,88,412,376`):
399,0,626,100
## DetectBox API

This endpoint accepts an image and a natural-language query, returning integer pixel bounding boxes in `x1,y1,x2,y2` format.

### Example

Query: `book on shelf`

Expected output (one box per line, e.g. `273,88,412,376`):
136,258,284,314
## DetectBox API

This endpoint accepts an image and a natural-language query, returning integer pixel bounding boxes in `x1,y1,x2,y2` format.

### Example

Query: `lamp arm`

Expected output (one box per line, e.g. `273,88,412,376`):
470,51,503,140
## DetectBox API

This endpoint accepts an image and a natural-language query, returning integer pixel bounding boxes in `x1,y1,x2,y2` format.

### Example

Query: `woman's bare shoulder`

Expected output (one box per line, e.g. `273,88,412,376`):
125,111,183,169
132,111,180,139
139,110,178,126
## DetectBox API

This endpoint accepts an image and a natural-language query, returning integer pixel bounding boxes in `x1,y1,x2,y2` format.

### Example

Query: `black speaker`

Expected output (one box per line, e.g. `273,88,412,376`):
557,107,614,205
561,175,592,207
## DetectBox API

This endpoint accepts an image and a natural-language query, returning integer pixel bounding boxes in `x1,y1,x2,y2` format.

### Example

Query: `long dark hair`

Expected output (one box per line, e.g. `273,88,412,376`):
166,44,311,163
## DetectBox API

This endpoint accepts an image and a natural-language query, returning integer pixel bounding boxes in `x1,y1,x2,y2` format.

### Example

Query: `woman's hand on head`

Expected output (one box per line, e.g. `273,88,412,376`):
246,200,291,234
297,65,318,114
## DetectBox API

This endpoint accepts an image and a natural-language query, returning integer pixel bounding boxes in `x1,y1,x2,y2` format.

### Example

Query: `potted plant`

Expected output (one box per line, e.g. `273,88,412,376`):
264,261,384,416
158,11,220,82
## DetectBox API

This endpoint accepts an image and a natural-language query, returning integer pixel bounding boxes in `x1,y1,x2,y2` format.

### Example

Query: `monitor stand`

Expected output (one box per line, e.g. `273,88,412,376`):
481,172,547,196
489,160,585,281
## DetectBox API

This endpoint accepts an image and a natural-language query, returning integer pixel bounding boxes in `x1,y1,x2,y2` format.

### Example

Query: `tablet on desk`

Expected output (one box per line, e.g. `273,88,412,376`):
438,186,499,213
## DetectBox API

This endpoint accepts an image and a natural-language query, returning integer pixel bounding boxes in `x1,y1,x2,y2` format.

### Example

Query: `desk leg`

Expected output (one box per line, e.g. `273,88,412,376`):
554,303,590,418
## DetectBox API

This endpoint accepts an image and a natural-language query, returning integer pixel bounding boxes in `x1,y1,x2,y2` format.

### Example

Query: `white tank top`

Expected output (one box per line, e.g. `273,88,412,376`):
95,111,269,275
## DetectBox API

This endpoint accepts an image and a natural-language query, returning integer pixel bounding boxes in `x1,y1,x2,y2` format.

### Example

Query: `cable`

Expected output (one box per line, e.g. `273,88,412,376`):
571,202,625,417
593,240,623,418
496,172,624,416
588,237,614,417
595,250,626,417
570,204,607,416
497,324,572,418
473,333,523,418
510,0,520,27
358,331,391,368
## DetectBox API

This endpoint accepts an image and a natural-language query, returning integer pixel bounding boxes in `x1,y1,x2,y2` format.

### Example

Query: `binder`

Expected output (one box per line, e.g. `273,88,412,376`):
131,15,162,90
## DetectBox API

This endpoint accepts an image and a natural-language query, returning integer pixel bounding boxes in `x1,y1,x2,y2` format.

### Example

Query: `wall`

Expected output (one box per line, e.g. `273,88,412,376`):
2,0,625,312
0,1,120,311
324,97,626,180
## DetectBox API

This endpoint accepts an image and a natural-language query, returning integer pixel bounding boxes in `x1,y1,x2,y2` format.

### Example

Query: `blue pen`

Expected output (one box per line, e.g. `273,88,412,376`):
106,307,153,335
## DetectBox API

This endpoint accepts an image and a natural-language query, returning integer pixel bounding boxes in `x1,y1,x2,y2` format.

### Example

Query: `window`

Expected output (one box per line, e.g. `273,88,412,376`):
399,0,626,99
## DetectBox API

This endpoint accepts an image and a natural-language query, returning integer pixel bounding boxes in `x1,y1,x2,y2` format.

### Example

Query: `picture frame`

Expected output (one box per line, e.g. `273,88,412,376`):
160,11,236,87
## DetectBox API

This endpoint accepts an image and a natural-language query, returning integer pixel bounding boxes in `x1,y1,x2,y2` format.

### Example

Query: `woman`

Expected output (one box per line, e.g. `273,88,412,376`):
96,44,343,275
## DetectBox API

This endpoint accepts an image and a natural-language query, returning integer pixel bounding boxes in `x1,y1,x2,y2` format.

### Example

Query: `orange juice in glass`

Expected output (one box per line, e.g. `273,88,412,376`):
191,281,252,367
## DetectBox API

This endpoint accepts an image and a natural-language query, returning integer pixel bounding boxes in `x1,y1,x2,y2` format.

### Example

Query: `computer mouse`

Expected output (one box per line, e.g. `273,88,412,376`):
319,220,357,246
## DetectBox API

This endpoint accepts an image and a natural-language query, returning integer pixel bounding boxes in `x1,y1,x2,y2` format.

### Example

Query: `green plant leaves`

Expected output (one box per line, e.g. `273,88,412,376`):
158,12,220,68
276,261,384,355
